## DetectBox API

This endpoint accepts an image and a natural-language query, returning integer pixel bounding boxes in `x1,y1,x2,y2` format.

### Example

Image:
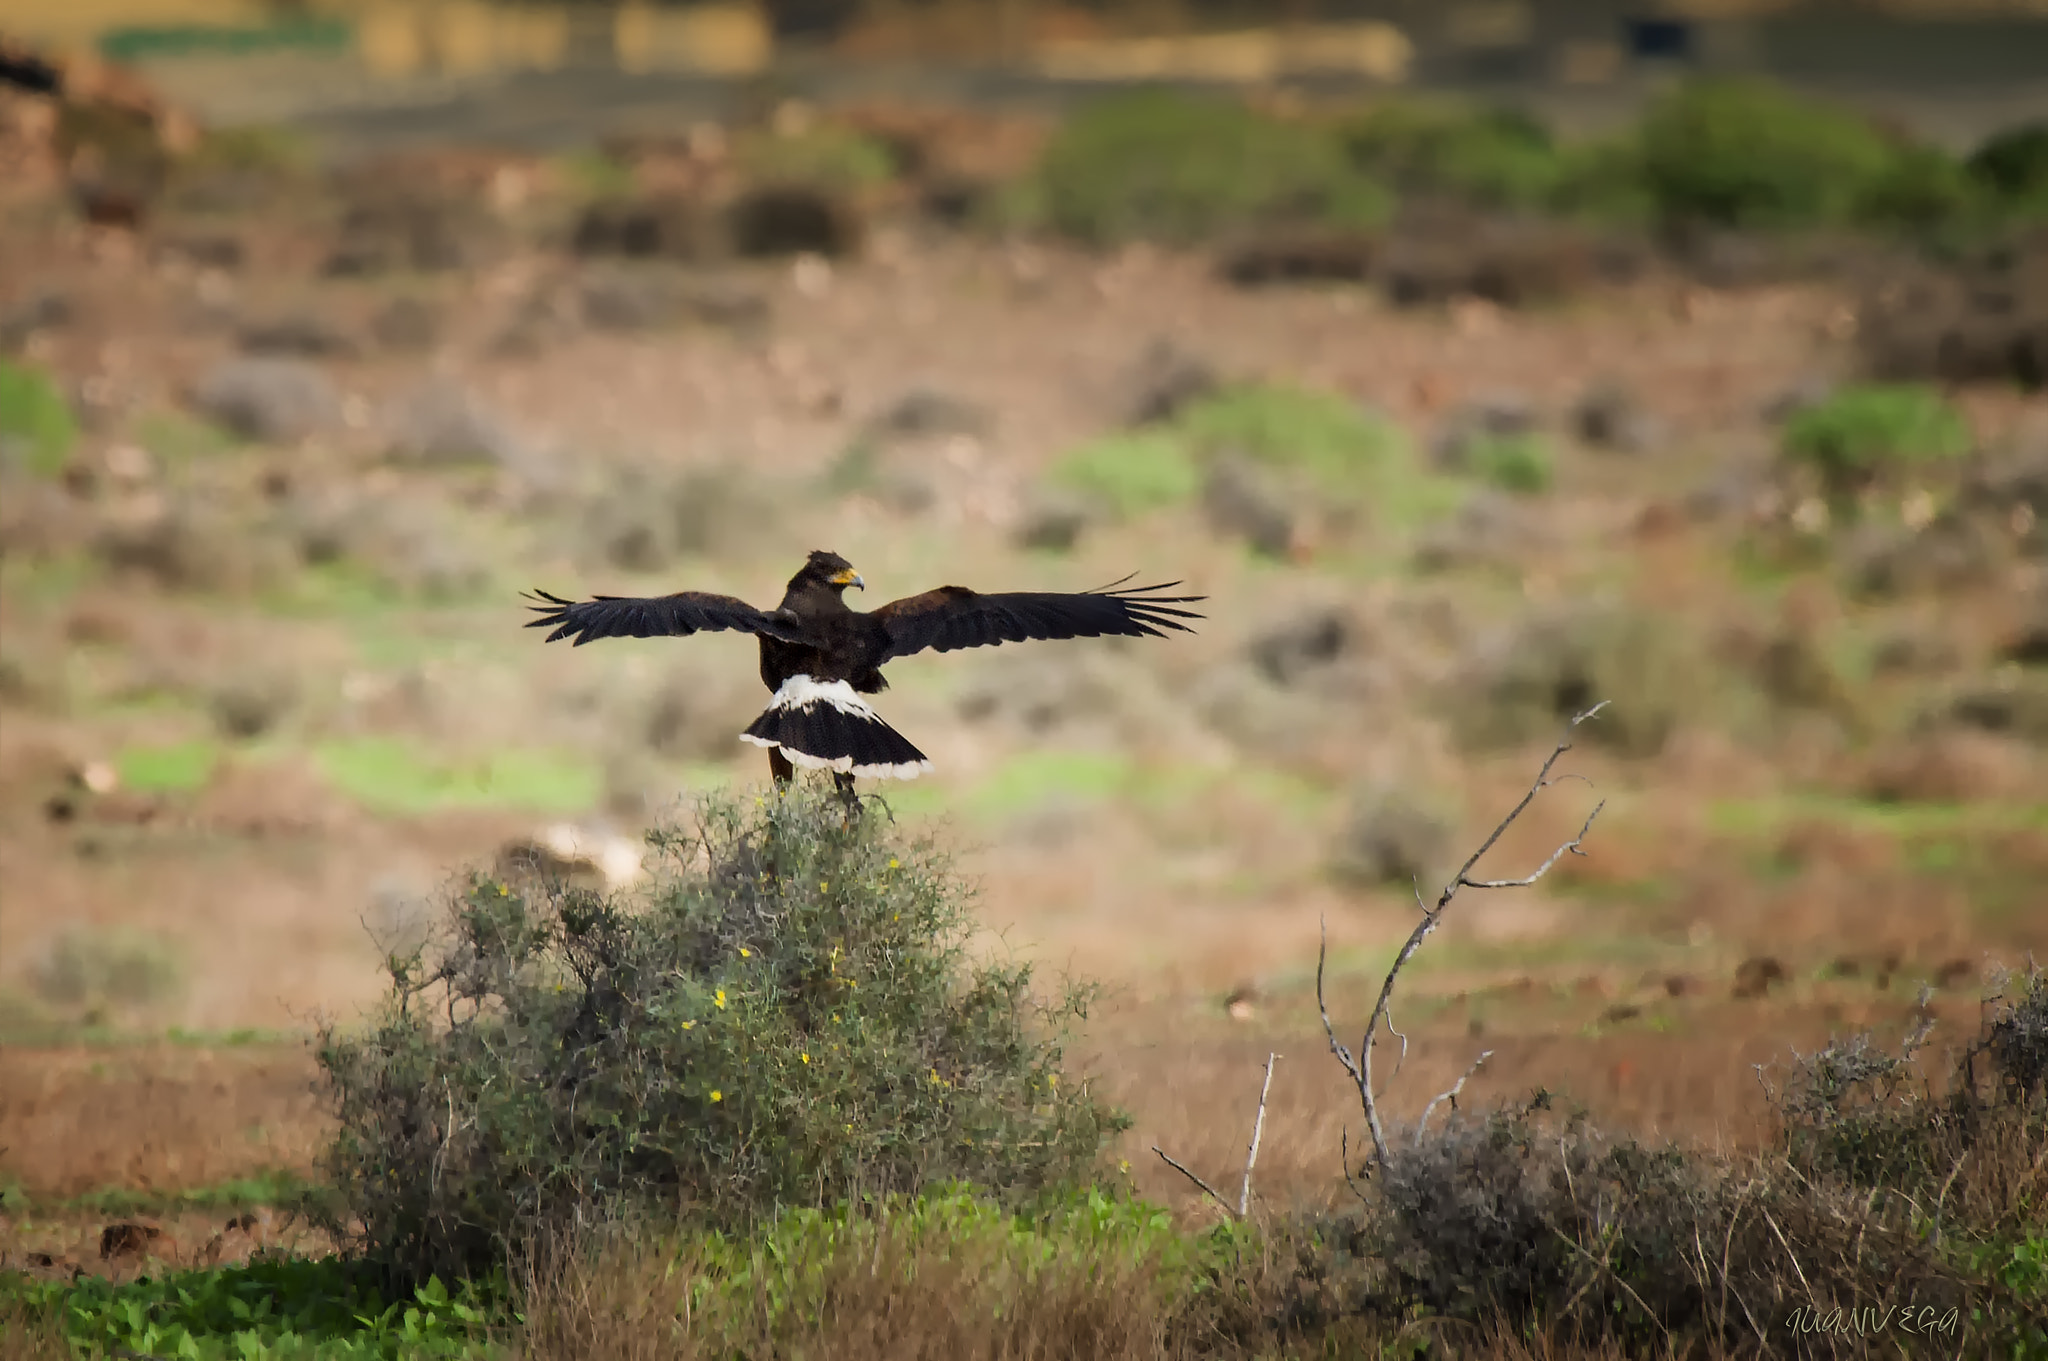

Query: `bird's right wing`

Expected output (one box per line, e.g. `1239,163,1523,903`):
523,589,810,646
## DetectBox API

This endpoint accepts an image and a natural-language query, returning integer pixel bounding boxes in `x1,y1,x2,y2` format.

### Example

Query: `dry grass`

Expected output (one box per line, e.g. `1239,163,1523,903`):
518,1228,1175,1361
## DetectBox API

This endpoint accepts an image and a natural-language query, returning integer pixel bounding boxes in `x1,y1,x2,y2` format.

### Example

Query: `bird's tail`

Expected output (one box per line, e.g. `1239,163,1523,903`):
740,675,934,781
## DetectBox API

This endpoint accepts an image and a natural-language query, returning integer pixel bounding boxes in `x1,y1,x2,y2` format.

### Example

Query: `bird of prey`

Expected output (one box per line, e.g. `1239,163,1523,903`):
525,550,1205,801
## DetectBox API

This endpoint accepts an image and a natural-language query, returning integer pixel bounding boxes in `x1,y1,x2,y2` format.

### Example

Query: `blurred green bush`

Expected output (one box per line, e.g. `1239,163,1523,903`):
1781,383,1972,501
1035,89,1389,245
0,360,78,479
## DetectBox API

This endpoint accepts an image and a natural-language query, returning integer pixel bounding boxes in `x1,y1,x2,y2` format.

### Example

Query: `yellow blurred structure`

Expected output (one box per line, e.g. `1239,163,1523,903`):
1034,22,1414,83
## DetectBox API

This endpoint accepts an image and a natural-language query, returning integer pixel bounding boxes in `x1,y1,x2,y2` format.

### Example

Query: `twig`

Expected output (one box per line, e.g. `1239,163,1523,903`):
1326,702,1611,1173
1417,1049,1493,1140
1154,1053,1285,1219
1152,1146,1231,1214
1239,1052,1279,1217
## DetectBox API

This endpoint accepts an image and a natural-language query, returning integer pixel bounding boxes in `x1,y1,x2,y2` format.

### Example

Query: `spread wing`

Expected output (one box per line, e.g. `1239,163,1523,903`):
523,589,809,646
869,575,1205,661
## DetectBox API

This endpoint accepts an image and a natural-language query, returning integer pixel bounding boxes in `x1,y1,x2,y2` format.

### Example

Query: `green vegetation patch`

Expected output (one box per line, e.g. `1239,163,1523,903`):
1781,383,1972,496
1046,430,1201,518
1047,381,1432,531
116,738,223,793
0,359,78,478
734,125,898,190
5,1256,495,1360
1636,77,1899,230
50,1168,323,1218
1462,430,1555,494
1035,89,1389,245
1339,98,1564,211
313,738,601,817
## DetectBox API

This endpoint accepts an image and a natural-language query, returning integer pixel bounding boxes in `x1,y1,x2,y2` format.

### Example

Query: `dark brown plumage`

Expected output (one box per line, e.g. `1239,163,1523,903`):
525,550,1206,797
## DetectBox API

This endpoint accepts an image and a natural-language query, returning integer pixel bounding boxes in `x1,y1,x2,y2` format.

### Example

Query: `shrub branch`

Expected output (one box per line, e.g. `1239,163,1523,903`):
1152,1050,1281,1220
1319,701,1609,1173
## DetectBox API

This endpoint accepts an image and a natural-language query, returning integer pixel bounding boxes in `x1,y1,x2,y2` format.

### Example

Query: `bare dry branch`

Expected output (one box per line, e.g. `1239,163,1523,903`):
1154,1053,1285,1220
1417,1049,1493,1140
1328,702,1610,1175
1152,1146,1231,1214
1239,1052,1278,1217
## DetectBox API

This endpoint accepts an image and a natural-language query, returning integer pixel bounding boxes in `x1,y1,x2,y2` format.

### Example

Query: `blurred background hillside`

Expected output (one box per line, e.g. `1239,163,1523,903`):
1,0,2045,1218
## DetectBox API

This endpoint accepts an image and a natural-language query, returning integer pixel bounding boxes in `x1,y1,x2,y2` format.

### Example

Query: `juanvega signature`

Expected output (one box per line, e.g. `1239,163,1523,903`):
1785,1302,1962,1339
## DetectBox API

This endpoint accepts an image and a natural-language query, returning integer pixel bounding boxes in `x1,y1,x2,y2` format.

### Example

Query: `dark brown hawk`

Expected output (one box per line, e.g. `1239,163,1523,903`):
525,551,1206,799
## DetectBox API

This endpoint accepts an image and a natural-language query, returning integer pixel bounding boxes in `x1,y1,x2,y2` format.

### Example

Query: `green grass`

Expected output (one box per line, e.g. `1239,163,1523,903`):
1781,383,1972,494
312,739,601,817
1462,431,1555,494
116,738,223,793
134,408,240,464
1707,794,2048,841
0,359,78,478
41,1168,321,1218
1048,431,1202,518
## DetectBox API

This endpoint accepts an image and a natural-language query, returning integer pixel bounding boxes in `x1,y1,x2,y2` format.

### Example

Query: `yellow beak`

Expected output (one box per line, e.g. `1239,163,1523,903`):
832,569,865,589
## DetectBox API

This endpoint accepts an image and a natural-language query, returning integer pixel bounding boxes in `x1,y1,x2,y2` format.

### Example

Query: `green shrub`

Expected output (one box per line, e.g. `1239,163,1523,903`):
1339,98,1564,211
315,783,1124,1290
1035,90,1389,245
1047,430,1201,518
1858,143,1990,238
1967,120,2048,216
733,125,898,191
1462,431,1554,494
0,359,78,479
1637,78,1897,230
1781,383,1971,498
1175,382,1401,488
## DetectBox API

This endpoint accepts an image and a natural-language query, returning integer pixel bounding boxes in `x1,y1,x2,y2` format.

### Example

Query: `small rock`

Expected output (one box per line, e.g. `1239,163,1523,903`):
1945,673,2048,743
1732,955,1787,1000
1331,780,1460,887
1125,338,1218,426
0,289,71,351
99,1221,163,1261
382,378,527,468
1202,456,1297,558
1430,394,1538,473
371,296,442,352
1248,606,1354,687
868,386,989,440
1220,228,1378,287
728,184,861,259
238,309,359,358
1846,513,2008,600
1932,958,1978,990
2001,598,2048,666
191,356,341,443
208,675,295,740
1570,377,1660,454
1013,492,1095,552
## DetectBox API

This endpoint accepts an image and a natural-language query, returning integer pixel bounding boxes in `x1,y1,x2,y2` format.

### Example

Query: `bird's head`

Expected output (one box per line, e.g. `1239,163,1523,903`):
799,549,864,594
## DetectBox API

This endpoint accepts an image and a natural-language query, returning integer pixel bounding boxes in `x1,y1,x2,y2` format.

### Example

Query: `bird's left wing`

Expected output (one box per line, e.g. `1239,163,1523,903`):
523,589,810,646
869,575,1205,661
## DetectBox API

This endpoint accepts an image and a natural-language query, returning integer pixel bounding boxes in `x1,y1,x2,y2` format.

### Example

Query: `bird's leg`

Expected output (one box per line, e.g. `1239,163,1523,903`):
833,772,859,818
769,748,795,787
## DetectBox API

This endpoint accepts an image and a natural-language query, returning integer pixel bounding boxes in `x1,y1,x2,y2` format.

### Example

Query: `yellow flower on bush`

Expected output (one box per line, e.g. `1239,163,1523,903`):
710,1089,723,1103
800,1052,811,1065
887,858,899,870
714,989,727,1010
739,947,751,958
682,1021,696,1031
